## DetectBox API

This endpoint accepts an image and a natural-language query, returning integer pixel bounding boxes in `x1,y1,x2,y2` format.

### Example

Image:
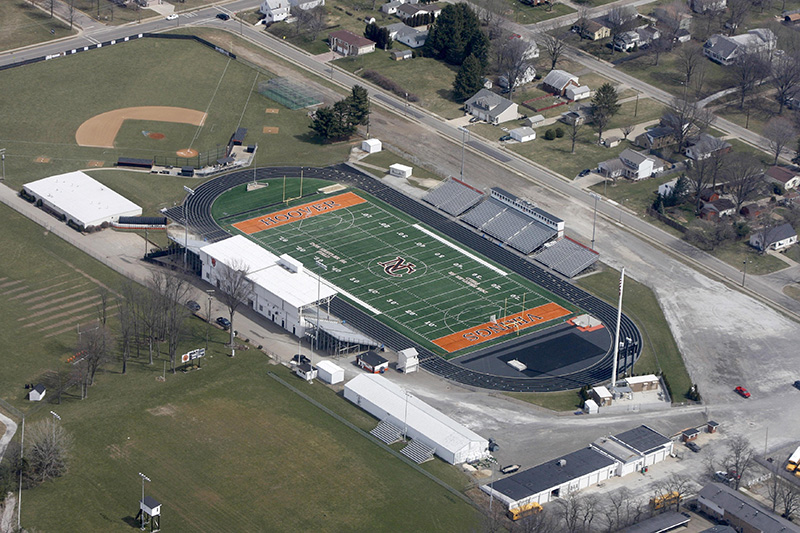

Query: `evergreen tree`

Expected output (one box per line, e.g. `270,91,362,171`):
364,22,378,42
348,85,371,127
310,85,370,141
452,54,484,102
591,83,621,142
424,4,487,67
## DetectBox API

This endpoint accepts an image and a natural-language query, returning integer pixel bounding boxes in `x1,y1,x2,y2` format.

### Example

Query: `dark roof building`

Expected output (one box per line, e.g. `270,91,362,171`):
697,483,800,533
613,425,671,455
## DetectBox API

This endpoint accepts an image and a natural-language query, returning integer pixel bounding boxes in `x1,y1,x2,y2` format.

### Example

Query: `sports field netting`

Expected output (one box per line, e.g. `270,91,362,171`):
218,184,578,356
257,77,323,110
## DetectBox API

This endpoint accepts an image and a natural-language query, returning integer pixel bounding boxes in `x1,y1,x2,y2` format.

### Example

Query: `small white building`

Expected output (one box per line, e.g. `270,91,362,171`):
525,114,545,127
397,347,419,373
565,85,591,101
344,374,490,464
23,171,142,230
389,163,412,178
29,384,46,402
259,0,291,22
295,362,318,382
583,399,599,414
510,127,536,143
592,425,674,477
357,350,389,373
658,178,678,197
361,138,382,154
316,360,345,384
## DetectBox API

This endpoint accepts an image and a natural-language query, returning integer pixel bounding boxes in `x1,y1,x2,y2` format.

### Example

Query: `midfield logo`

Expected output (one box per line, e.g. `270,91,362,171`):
378,256,417,277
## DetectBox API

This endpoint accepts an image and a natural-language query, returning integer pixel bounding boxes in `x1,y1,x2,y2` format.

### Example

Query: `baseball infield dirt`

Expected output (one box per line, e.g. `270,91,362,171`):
75,106,207,148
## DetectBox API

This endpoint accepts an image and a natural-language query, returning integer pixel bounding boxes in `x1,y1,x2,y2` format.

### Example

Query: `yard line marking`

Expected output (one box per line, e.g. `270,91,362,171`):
413,224,508,276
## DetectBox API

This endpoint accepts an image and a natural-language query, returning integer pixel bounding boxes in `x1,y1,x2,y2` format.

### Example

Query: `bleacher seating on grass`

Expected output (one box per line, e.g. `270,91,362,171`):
534,238,599,278
421,178,484,216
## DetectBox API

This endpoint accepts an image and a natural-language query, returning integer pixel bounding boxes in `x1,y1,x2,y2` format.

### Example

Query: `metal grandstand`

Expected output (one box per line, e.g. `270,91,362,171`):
257,77,323,110
534,237,599,278
461,198,557,254
421,177,484,216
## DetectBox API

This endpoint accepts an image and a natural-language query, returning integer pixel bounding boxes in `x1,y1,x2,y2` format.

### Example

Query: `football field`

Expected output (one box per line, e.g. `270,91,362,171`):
220,184,577,356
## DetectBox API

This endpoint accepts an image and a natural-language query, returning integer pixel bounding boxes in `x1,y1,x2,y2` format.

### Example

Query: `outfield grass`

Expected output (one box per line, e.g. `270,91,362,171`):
70,0,157,25
576,268,693,401
0,37,351,189
505,389,584,412
0,1,76,52
355,150,445,184
213,179,581,357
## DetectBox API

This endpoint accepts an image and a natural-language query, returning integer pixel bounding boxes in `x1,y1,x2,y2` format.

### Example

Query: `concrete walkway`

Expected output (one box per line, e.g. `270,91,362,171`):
0,413,17,463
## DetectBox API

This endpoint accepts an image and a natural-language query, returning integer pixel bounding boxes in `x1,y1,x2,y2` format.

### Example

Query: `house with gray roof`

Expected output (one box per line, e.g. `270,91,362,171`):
684,133,731,160
698,483,800,533
542,69,580,96
703,28,777,65
464,89,518,125
599,149,657,180
750,223,798,252
385,22,428,48
765,165,800,190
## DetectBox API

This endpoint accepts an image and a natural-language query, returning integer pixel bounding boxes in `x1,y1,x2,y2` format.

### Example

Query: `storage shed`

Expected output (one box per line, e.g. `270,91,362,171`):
361,138,382,153
590,385,613,407
357,350,389,373
525,114,545,127
583,399,599,414
623,374,659,392
295,362,317,382
389,163,412,178
316,360,344,384
29,384,46,402
23,171,142,229
510,127,536,143
397,347,419,373
344,374,490,464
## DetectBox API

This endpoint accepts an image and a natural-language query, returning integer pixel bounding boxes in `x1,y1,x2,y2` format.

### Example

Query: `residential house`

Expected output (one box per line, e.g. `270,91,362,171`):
559,106,592,126
599,148,656,180
765,165,800,190
684,133,731,160
608,5,638,26
636,26,660,46
658,178,678,197
675,29,692,43
260,0,291,22
700,189,719,202
381,0,402,14
385,22,428,48
582,20,611,40
604,136,622,147
542,69,580,96
500,66,537,89
565,85,591,101
464,89,519,125
509,33,540,59
653,6,692,31
396,3,442,20
690,0,726,13
510,127,536,142
703,28,777,65
697,483,800,532
614,31,640,51
635,126,677,151
700,198,736,219
329,30,376,56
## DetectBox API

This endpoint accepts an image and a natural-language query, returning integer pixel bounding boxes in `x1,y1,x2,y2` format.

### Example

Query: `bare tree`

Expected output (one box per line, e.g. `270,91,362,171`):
725,0,751,35
42,368,77,405
730,51,769,109
67,0,76,29
78,323,115,386
766,462,783,512
496,33,536,94
771,53,800,114
725,434,756,489
695,8,724,41
604,488,633,532
650,35,674,67
579,493,600,531
25,419,72,485
96,286,111,326
148,270,191,372
474,0,505,39
686,139,729,209
764,116,797,164
662,98,700,151
536,26,569,71
621,124,634,140
691,60,709,98
554,491,584,533
303,6,327,41
47,0,55,18
217,260,255,347
117,280,142,374
513,507,558,533
573,6,591,38
654,473,696,512
568,119,584,154
782,480,800,519
676,44,704,87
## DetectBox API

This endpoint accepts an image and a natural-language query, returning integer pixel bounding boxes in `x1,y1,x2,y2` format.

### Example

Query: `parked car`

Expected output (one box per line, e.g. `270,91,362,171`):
216,316,231,330
735,386,750,398
500,464,520,475
686,441,701,453
166,13,178,20
578,169,591,177
499,135,512,142
794,380,800,390
186,300,201,312
216,13,230,20
469,116,481,123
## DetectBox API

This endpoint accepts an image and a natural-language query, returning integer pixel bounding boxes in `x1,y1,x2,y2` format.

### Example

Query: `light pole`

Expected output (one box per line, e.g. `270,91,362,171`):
17,414,24,530
1,148,5,181
590,193,600,250
742,260,749,287
403,391,410,440
138,472,150,530
315,260,327,351
182,185,195,270
205,290,214,354
49,411,61,440
459,126,470,179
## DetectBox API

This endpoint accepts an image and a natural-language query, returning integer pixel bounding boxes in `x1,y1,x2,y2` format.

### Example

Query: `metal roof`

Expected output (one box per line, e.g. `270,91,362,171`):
200,235,279,275
358,350,388,367
618,511,690,533
613,425,671,455
248,262,337,310
490,447,616,501
699,483,800,533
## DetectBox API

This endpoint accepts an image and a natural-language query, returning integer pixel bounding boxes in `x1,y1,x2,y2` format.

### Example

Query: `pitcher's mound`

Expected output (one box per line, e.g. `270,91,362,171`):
177,148,198,158
148,132,165,140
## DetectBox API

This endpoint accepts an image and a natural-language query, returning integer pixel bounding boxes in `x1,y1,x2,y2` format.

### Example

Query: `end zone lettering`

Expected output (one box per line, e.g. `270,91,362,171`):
233,192,367,234
461,313,543,341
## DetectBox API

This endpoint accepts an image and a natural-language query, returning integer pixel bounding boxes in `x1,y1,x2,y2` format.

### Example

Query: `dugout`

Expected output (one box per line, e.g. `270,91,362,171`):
117,157,154,169
231,127,247,146
180,166,195,177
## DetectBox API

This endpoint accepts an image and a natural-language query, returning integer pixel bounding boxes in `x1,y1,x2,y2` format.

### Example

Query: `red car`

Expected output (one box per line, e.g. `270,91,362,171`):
735,386,750,398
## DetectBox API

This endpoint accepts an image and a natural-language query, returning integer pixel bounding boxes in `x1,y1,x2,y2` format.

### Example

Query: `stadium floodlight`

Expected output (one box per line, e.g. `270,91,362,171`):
182,186,195,270
315,261,327,350
458,127,470,179
590,193,601,250
138,472,151,530
49,411,61,440
0,149,5,181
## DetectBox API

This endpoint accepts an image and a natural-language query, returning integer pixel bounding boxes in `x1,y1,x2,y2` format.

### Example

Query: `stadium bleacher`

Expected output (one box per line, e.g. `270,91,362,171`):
507,223,557,255
534,238,600,278
461,198,506,229
421,178,484,216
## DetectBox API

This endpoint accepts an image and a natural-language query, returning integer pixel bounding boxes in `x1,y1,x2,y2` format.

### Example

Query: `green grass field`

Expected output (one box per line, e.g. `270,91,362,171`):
0,36,350,189
213,178,579,356
0,1,76,52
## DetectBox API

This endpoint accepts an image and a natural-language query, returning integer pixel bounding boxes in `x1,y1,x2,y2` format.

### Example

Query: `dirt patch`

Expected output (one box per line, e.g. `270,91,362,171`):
148,404,178,417
148,132,166,140
265,108,279,114
75,106,207,148
107,440,134,460
262,126,279,134
87,160,104,167
177,148,199,158
34,156,51,163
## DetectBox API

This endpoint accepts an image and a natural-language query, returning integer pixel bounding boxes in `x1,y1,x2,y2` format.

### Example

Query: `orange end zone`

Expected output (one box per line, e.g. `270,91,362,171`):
432,302,571,353
233,191,367,235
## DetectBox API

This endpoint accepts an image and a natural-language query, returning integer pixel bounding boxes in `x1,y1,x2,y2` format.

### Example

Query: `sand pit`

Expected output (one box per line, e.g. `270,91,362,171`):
34,156,51,163
76,106,207,148
177,148,199,158
263,126,279,134
87,160,105,167
265,108,279,114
